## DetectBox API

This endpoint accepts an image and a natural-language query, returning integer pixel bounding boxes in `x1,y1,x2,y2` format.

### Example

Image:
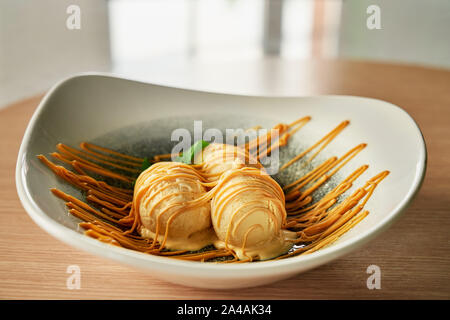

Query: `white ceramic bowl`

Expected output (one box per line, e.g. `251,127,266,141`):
16,73,426,289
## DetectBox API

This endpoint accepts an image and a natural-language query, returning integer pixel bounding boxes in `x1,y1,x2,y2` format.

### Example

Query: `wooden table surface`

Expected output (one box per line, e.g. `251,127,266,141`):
1,60,449,299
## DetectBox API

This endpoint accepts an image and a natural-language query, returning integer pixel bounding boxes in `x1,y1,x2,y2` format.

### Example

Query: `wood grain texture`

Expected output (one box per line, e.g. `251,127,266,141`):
0,60,449,299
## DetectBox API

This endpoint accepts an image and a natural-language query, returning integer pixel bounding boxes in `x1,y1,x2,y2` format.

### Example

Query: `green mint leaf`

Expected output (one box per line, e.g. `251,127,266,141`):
176,140,210,164
141,157,151,171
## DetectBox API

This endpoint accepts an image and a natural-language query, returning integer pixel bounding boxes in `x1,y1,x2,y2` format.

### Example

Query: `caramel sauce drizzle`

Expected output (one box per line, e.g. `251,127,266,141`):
280,120,350,171
37,117,389,262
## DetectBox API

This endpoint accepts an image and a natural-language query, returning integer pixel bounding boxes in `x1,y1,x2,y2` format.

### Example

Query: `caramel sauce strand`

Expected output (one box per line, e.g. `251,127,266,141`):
51,189,126,225
279,170,389,259
38,155,133,203
284,144,367,212
174,249,234,261
81,141,174,165
79,142,143,167
47,150,133,183
284,143,366,193
261,116,312,159
280,120,350,171
253,116,311,161
245,123,288,154
71,160,134,183
81,142,145,163
286,165,368,217
57,143,141,174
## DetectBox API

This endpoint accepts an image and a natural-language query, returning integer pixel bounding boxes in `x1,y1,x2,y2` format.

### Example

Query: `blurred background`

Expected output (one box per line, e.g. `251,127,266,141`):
1,0,449,108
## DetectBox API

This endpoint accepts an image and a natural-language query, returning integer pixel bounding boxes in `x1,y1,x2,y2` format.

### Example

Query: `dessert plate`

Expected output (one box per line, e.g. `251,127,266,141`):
16,73,426,289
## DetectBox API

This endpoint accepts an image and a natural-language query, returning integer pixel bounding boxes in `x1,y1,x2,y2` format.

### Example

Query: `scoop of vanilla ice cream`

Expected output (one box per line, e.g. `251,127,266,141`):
197,143,263,181
211,167,295,260
134,162,214,251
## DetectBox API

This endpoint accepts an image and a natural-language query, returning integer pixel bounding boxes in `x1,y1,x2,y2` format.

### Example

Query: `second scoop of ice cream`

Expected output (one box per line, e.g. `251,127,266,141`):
211,167,295,260
197,143,263,182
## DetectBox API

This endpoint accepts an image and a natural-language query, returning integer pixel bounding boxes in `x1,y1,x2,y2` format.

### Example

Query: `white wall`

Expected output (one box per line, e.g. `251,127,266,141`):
0,0,111,108
2,0,449,109
339,0,450,68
